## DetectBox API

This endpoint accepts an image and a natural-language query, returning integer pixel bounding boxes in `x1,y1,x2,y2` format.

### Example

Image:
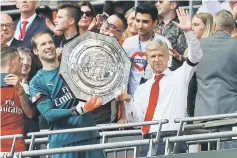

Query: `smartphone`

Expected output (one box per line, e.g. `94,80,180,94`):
0,73,12,87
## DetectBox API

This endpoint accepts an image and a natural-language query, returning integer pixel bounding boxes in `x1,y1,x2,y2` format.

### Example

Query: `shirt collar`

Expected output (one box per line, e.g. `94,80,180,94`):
20,13,36,24
152,67,172,80
6,37,14,46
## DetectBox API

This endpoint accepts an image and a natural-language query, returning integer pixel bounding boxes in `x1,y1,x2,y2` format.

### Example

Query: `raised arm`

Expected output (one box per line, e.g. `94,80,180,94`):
173,8,203,84
173,8,203,64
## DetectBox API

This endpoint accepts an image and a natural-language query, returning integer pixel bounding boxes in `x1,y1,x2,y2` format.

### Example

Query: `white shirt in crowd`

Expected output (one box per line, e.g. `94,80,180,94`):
197,0,232,15
124,31,203,133
14,13,37,41
123,33,172,96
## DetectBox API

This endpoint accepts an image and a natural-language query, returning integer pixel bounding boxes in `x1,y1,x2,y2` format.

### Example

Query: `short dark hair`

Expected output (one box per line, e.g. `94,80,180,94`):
1,47,18,67
135,3,158,21
58,2,82,31
113,13,128,31
79,1,96,17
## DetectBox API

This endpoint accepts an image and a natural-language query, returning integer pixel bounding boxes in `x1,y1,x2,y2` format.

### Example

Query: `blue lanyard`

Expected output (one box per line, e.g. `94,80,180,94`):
138,32,155,71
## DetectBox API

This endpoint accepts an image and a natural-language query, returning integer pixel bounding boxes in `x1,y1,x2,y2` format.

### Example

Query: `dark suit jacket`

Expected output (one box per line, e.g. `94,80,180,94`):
14,15,51,49
195,31,237,117
10,38,23,48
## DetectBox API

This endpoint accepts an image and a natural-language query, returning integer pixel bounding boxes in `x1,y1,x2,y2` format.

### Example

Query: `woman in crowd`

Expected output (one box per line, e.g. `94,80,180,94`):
121,7,137,42
18,48,32,93
17,48,43,151
78,1,96,35
171,12,213,61
170,12,213,118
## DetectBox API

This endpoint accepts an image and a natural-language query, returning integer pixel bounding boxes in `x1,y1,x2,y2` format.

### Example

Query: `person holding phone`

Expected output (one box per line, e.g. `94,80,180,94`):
0,47,36,152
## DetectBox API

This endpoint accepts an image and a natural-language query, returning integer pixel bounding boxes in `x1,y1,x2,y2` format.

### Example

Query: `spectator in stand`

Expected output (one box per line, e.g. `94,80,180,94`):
53,2,81,48
29,32,105,158
170,13,213,117
1,47,35,152
17,48,42,134
89,13,129,124
123,3,172,96
155,0,188,70
171,13,213,61
117,8,203,156
195,11,237,143
121,7,138,43
14,0,50,49
78,1,96,35
1,13,22,48
100,13,128,42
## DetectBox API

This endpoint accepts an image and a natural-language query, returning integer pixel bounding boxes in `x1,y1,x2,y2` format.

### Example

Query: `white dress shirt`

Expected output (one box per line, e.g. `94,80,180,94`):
124,31,203,133
6,37,14,46
14,13,37,41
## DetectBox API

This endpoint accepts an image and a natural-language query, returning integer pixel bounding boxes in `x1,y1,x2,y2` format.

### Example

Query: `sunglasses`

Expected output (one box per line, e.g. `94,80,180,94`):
81,11,93,17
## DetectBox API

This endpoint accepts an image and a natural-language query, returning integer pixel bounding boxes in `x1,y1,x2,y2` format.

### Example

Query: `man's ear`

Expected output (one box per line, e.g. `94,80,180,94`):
8,57,14,69
146,52,150,64
33,49,38,56
170,2,177,10
69,18,76,26
153,19,158,28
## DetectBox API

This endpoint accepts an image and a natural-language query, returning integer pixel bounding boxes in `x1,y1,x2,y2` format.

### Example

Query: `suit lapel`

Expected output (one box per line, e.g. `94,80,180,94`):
23,16,40,41
14,19,20,27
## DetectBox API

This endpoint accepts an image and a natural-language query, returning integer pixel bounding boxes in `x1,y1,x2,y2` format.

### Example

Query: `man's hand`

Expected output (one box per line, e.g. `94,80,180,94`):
4,74,23,93
45,18,62,36
173,7,192,32
56,47,63,57
116,88,131,103
76,96,102,115
88,14,104,32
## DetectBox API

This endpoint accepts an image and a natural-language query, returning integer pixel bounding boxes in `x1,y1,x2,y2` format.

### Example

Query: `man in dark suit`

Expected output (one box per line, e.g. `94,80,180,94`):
195,10,237,119
14,0,50,49
1,13,22,48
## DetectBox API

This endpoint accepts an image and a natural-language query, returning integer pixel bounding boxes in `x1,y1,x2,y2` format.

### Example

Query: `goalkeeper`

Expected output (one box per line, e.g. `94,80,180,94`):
29,32,105,158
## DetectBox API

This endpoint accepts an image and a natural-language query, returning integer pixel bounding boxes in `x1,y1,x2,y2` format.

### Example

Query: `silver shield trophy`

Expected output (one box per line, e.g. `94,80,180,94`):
60,31,131,104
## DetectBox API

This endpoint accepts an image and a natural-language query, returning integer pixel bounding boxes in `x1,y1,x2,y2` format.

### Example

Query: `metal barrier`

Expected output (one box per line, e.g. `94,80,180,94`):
0,134,24,158
2,120,168,158
167,113,237,155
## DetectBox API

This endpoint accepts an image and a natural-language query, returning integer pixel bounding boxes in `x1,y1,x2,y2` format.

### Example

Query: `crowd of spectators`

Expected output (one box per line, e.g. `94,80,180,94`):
1,0,237,157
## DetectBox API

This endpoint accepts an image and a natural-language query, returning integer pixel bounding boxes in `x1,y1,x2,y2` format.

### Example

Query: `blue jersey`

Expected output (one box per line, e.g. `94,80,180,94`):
29,68,99,148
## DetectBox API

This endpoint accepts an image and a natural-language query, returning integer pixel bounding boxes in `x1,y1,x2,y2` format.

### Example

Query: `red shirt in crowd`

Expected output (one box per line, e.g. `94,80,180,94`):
1,87,26,152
